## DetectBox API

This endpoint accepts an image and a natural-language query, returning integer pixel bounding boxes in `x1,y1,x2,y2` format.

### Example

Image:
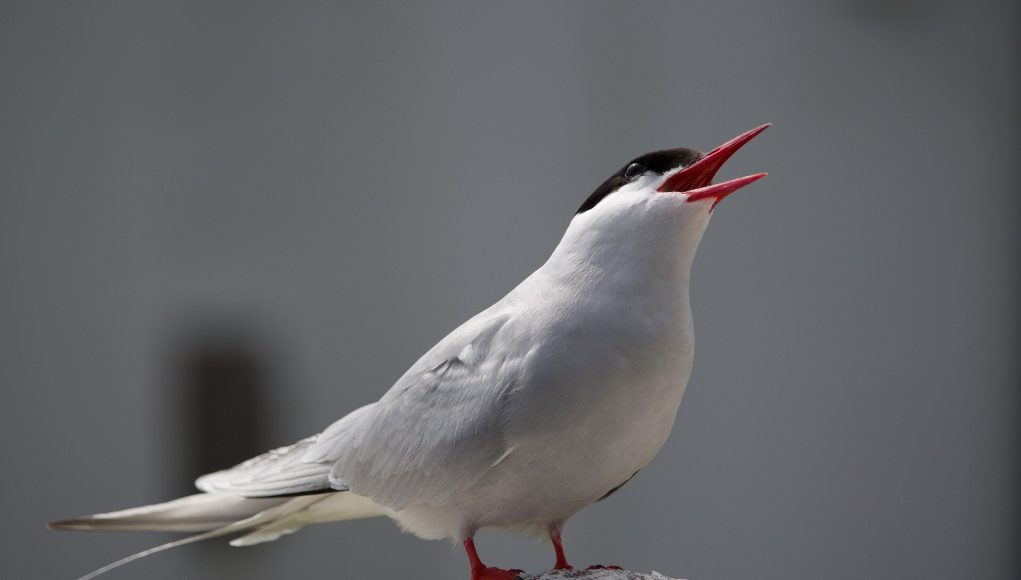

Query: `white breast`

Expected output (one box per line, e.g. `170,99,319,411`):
389,260,696,539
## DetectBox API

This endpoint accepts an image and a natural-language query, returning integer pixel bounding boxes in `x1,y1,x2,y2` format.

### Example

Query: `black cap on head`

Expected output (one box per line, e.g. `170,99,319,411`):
576,148,703,215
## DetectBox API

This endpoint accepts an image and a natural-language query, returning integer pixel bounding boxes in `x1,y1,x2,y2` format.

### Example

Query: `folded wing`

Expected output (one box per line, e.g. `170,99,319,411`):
193,305,523,512
305,307,524,510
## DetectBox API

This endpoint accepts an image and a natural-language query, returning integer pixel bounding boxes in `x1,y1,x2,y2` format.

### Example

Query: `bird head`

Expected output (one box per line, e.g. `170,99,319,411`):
551,124,769,280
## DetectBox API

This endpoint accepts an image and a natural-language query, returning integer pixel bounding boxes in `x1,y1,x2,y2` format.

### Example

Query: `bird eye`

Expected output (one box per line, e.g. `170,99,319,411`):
624,163,644,179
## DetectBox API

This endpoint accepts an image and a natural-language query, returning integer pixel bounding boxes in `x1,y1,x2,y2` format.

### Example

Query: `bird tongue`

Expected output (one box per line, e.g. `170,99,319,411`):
657,123,770,200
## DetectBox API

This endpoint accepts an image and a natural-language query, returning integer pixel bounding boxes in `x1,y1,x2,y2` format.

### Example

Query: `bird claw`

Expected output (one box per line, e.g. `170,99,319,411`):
471,566,524,580
587,564,624,570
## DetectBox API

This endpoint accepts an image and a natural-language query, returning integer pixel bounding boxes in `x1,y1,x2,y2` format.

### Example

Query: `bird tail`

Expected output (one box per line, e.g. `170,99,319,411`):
50,491,387,579
48,492,288,533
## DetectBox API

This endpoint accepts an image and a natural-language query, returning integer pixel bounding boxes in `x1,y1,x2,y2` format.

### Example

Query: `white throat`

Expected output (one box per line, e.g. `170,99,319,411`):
540,197,713,298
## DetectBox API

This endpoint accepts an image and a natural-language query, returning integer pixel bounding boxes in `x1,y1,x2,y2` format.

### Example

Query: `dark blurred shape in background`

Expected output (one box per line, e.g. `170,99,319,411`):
169,324,272,497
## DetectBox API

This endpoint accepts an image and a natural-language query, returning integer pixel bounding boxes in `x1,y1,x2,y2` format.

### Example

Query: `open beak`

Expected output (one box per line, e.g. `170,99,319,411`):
658,123,769,209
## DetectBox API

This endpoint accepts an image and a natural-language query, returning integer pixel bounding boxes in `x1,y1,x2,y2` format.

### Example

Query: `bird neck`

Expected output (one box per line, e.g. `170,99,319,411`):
540,213,710,299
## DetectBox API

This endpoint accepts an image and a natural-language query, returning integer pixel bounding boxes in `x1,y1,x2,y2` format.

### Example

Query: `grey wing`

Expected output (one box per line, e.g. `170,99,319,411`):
194,307,522,506
302,308,523,510
194,404,376,497
194,436,334,497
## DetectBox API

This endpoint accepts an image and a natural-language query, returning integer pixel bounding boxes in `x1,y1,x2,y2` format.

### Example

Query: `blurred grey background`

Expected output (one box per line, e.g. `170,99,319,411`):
1,1,1017,579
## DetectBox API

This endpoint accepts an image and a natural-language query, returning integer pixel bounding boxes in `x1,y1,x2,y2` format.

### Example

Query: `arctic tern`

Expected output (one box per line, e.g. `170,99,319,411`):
51,124,769,579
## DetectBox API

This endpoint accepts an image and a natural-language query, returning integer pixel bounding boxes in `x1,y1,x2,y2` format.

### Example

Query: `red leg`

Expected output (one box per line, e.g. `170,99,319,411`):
463,537,523,580
549,529,573,570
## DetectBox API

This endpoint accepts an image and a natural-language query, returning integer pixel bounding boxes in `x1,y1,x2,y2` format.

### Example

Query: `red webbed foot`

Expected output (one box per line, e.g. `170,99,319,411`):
465,537,523,580
471,565,524,580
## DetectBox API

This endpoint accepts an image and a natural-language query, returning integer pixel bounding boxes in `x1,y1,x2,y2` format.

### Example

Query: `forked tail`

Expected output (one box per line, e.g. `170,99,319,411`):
50,491,386,579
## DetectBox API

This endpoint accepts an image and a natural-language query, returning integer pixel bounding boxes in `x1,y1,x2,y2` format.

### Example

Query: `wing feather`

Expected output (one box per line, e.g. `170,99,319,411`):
306,308,524,510
195,436,335,497
195,306,524,508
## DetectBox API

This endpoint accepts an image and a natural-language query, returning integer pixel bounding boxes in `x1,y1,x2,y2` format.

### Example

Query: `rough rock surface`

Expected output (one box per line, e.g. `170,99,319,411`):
519,569,680,580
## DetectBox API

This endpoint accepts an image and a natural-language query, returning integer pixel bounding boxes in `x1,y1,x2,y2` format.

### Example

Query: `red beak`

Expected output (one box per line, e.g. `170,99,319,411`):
657,123,769,210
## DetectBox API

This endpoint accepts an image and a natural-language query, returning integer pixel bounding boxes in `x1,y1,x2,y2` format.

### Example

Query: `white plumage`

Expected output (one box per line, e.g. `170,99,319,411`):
51,125,768,580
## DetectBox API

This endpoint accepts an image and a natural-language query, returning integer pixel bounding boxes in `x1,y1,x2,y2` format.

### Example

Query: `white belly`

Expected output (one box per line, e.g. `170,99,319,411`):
392,321,693,541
